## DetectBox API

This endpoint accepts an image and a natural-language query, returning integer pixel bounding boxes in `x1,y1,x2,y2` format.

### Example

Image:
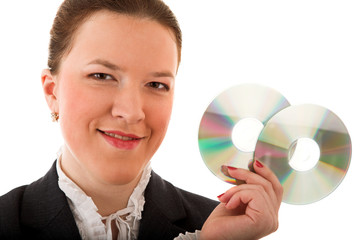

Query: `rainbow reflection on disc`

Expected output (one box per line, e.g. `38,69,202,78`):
198,84,290,184
254,104,352,205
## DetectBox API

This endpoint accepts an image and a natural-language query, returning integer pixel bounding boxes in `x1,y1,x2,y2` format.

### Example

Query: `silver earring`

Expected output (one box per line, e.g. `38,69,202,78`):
51,112,59,122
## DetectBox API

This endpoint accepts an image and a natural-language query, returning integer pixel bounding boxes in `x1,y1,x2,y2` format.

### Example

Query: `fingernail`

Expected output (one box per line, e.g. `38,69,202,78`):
217,193,225,199
255,160,264,168
227,166,238,170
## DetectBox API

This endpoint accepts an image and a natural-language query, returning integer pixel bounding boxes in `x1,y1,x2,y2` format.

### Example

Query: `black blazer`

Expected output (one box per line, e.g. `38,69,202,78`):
0,161,218,239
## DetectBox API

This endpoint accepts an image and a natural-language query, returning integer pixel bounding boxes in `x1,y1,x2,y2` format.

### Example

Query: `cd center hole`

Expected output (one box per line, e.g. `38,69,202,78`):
232,118,264,152
288,138,320,172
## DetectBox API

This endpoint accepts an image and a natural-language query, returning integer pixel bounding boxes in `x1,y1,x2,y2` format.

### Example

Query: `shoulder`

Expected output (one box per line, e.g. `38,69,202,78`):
0,185,27,236
0,169,53,237
0,161,80,239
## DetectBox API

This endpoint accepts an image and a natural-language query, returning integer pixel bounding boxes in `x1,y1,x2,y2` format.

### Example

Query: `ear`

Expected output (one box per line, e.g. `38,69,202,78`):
41,69,59,113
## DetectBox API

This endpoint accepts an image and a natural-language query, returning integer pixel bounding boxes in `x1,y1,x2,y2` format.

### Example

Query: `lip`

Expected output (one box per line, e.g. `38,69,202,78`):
98,129,144,150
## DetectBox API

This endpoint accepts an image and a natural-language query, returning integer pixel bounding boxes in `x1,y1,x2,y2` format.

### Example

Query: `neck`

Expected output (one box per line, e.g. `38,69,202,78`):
60,148,143,217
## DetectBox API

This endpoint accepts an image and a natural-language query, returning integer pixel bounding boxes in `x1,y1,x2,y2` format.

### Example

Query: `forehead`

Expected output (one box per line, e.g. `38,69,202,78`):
61,11,178,73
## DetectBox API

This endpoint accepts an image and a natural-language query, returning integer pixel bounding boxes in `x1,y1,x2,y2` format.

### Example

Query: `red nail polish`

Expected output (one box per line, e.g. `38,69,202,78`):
255,160,264,168
217,193,225,199
227,166,238,170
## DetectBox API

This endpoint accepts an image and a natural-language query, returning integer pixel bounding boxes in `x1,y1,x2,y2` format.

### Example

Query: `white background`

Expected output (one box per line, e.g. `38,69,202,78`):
0,1,359,239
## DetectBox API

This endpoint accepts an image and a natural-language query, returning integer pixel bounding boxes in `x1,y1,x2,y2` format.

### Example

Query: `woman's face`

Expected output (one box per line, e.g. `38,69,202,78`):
46,11,178,185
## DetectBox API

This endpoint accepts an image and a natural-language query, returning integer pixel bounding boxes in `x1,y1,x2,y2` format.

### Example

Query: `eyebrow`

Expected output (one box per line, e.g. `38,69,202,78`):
150,71,175,79
87,59,122,71
87,58,175,79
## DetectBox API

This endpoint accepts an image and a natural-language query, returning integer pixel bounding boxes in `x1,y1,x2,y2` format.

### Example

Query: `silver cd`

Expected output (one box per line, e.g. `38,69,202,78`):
198,84,290,184
254,104,352,204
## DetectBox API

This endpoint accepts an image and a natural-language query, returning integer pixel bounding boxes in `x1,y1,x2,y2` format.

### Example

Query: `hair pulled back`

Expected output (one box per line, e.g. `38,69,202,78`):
48,0,182,74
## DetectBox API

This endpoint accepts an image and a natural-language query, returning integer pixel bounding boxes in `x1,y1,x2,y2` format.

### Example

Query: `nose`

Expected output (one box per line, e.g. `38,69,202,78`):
111,85,145,124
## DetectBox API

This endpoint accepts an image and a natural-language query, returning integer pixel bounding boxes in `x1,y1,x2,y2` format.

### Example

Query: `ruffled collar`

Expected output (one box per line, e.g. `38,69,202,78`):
56,154,152,240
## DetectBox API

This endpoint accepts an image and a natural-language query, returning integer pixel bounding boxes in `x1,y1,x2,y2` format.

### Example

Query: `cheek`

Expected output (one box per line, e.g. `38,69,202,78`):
58,76,108,120
146,98,173,143
57,79,108,143
58,86,87,148
59,84,88,124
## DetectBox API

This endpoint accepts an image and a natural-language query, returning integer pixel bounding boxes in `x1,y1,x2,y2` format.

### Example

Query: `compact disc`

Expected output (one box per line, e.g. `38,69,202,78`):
198,84,290,184
254,104,351,204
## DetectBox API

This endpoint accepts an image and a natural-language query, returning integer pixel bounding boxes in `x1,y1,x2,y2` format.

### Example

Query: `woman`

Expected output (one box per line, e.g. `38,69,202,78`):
0,0,282,239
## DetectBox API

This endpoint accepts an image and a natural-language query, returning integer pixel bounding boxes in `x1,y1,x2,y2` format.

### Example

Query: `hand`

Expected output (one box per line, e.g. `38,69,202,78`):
200,160,283,240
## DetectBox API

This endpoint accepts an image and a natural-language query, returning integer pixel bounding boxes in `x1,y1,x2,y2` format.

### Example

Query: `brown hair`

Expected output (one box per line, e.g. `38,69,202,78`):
48,0,182,74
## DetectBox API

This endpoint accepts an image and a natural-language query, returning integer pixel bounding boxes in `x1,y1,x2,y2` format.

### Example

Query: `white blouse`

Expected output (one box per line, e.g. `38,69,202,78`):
56,156,200,240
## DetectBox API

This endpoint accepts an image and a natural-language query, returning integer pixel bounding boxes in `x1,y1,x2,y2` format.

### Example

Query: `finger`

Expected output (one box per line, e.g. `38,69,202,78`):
224,166,280,210
224,185,270,210
224,187,278,230
252,160,283,207
219,184,276,217
219,183,265,204
216,182,280,236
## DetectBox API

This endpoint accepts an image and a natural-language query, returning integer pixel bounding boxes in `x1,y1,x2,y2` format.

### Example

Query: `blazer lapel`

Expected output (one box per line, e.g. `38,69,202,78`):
138,171,188,240
21,161,81,239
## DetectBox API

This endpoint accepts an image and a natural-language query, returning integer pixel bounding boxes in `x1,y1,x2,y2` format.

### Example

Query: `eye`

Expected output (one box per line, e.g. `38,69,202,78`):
90,73,114,81
147,82,169,91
